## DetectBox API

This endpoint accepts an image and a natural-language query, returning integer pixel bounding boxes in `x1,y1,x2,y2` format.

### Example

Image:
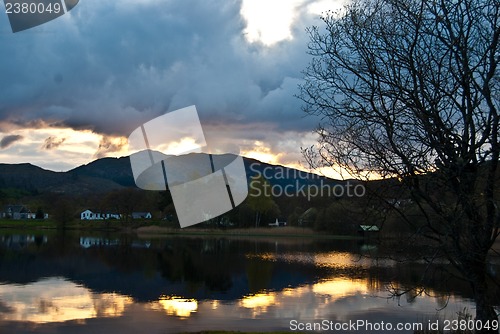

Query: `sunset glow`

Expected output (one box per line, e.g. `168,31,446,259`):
241,141,283,164
0,0,341,174
155,137,202,156
0,127,127,171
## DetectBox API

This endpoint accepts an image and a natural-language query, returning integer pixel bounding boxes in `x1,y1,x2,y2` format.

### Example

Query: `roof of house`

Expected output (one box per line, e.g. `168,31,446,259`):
2,205,30,214
81,210,119,214
359,225,380,232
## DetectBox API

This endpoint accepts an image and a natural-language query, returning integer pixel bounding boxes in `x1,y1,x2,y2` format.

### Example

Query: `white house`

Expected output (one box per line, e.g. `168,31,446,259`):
102,212,121,220
81,210,99,220
80,210,121,220
0,205,48,220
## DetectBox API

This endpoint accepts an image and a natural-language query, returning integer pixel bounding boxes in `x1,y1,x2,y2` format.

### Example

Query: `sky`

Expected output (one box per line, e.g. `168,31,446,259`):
0,0,346,174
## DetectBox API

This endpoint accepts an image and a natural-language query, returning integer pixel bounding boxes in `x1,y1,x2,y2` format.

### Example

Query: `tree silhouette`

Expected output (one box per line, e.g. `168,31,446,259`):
52,198,75,230
35,207,44,220
299,0,499,328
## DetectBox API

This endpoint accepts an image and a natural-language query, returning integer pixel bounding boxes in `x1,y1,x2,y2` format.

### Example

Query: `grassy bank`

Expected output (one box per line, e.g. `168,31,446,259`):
135,225,361,239
0,219,58,233
0,219,340,238
0,218,157,231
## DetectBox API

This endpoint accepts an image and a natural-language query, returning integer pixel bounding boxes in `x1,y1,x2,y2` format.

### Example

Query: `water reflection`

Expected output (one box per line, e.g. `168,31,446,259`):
312,278,370,297
0,235,47,249
240,293,278,318
239,278,372,319
0,277,132,323
248,251,397,269
0,233,495,333
153,296,198,318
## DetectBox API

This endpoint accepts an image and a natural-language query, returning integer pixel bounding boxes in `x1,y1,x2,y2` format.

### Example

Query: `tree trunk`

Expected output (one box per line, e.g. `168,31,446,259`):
470,269,498,333
255,211,260,228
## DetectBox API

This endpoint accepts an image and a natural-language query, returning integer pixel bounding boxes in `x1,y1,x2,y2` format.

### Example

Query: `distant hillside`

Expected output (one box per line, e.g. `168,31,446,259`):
69,156,136,187
243,156,346,188
0,163,64,191
0,162,125,194
0,153,345,195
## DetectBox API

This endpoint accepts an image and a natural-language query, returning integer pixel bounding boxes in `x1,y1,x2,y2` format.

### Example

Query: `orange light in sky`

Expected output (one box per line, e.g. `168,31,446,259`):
241,141,282,164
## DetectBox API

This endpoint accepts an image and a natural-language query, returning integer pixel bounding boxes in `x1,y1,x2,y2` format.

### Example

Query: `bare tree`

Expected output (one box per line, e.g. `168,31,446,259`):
299,0,500,329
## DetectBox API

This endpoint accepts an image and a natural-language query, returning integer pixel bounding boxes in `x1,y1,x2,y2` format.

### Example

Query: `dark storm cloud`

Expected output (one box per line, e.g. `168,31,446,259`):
0,0,320,138
0,135,23,149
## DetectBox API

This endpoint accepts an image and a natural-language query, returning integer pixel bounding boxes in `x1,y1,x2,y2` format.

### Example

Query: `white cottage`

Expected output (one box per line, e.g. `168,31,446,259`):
80,210,100,220
81,209,121,220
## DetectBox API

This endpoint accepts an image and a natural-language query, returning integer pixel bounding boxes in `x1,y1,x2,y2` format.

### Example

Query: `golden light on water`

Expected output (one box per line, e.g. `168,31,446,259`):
281,279,370,302
0,278,133,324
3,294,96,323
314,251,365,269
94,293,133,318
237,276,373,318
239,293,278,318
312,278,370,297
211,300,220,310
240,293,277,309
154,296,198,318
246,251,387,270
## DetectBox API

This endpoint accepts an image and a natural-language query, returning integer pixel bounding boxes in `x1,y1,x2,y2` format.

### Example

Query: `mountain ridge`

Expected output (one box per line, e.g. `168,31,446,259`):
0,153,342,195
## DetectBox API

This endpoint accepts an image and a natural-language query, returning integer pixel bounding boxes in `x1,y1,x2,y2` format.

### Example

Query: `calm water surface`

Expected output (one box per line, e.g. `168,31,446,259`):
0,232,495,333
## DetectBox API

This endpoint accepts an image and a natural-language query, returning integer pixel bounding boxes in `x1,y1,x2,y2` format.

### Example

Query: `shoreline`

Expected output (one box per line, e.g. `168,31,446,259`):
134,225,360,240
0,221,498,253
0,221,359,239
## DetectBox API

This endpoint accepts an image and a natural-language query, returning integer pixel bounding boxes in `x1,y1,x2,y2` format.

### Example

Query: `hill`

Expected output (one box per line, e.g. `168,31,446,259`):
70,156,136,187
0,162,125,195
0,153,345,195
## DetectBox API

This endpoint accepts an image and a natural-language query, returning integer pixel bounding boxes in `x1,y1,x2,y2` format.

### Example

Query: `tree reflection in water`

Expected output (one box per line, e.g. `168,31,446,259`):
0,233,495,333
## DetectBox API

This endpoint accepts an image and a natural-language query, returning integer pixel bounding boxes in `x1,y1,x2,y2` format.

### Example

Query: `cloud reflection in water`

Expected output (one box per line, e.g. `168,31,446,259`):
0,277,132,323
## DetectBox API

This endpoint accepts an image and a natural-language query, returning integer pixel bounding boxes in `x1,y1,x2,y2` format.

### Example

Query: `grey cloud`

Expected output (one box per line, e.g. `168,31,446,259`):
0,0,328,172
0,135,23,149
93,136,126,159
0,0,322,138
42,136,66,150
